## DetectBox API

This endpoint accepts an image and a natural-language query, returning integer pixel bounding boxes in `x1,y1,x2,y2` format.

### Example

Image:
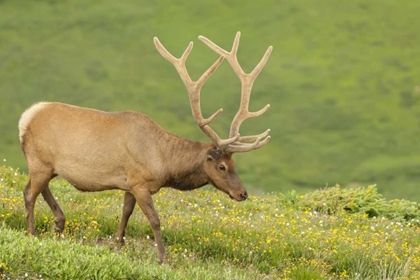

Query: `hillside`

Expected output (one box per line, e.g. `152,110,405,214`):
1,166,420,279
1,0,420,200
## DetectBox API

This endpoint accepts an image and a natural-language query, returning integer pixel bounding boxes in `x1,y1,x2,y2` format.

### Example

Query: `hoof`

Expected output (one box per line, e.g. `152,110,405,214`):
115,236,125,245
158,256,171,267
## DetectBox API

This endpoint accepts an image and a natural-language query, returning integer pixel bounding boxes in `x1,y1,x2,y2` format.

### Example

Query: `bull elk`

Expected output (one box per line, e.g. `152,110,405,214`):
18,32,272,263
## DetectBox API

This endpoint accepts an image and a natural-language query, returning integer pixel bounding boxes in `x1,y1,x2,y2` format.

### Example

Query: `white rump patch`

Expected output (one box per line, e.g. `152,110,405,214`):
18,102,50,143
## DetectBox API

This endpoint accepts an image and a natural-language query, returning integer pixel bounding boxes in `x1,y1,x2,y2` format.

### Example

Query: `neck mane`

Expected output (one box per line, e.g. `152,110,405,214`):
162,137,213,191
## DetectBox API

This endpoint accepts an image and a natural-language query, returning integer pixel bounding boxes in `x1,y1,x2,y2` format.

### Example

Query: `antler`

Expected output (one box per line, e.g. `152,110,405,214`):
154,37,240,148
199,32,272,153
154,32,272,153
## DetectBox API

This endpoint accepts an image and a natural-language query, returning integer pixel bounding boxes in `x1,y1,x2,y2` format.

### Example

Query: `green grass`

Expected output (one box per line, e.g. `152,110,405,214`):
1,166,420,279
1,0,420,201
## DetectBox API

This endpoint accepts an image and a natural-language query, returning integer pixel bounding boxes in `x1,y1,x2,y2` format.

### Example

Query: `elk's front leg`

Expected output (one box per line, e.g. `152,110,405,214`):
116,192,136,244
131,186,167,264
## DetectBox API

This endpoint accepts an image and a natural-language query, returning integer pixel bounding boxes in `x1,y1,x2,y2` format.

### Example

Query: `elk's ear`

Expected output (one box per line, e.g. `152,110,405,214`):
207,149,222,161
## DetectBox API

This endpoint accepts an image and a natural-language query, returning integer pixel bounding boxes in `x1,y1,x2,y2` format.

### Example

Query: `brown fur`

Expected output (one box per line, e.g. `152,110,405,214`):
19,102,248,263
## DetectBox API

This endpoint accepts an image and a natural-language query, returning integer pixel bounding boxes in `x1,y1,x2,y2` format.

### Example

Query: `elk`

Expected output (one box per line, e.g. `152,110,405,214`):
18,32,272,263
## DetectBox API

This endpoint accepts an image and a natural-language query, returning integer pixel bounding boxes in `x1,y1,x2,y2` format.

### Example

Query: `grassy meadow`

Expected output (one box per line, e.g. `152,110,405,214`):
2,1,420,278
1,0,420,201
2,166,420,279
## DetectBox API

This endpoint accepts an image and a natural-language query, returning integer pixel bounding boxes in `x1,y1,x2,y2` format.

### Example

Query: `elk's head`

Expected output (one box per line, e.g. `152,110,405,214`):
203,149,247,201
154,32,272,202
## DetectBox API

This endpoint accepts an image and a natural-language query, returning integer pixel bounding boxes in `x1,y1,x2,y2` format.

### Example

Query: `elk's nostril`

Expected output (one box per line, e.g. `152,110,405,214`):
240,193,248,201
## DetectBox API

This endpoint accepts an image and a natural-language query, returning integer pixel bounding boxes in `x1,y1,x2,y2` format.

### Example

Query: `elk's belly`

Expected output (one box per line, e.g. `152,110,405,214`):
55,163,129,192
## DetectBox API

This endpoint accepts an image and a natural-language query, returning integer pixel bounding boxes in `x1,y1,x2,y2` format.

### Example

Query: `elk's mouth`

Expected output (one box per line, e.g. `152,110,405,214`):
210,181,247,201
229,192,248,201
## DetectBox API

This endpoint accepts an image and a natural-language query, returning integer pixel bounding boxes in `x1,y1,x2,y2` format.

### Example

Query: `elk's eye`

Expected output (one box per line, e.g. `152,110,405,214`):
219,164,226,171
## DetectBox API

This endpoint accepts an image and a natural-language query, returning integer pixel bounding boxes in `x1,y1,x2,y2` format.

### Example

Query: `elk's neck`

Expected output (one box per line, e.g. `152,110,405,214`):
163,140,212,191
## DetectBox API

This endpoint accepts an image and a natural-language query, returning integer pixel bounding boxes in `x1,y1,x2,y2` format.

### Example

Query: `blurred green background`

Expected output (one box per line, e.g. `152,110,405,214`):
1,0,420,200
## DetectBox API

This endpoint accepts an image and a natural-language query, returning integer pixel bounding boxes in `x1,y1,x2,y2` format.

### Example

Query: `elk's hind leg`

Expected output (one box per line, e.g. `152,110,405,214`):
41,185,66,232
116,192,136,244
24,170,53,235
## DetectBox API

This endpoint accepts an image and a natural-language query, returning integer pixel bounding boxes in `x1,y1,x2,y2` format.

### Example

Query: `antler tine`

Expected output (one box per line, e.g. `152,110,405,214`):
250,45,273,79
153,37,194,87
199,32,273,153
199,32,244,77
154,36,240,147
238,129,271,143
224,136,271,153
198,35,230,56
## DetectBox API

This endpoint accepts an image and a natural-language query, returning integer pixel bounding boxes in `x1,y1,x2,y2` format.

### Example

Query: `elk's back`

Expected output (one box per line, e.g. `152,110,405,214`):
19,102,164,191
